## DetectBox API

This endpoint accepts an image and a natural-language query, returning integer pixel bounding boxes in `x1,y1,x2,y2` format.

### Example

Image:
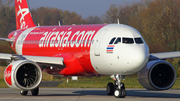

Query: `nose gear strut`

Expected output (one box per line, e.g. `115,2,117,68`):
106,74,126,98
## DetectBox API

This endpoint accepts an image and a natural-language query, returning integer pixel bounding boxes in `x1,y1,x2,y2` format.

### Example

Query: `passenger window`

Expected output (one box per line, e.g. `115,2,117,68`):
114,37,121,44
135,38,144,44
109,37,116,44
123,38,134,44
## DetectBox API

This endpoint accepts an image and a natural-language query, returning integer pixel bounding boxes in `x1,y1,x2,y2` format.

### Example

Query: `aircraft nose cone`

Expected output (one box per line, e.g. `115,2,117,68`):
113,44,149,74
131,45,149,71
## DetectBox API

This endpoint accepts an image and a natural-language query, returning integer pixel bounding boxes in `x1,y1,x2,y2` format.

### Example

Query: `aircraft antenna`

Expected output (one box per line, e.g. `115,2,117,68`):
117,19,120,25
58,21,61,26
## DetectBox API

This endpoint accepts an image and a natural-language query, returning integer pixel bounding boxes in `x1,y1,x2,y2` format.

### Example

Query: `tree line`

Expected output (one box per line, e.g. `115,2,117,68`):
0,0,180,76
1,0,180,53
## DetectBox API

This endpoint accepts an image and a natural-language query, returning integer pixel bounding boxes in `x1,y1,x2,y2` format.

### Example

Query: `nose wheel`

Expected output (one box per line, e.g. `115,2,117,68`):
20,91,28,96
106,74,126,98
20,87,39,96
114,87,126,98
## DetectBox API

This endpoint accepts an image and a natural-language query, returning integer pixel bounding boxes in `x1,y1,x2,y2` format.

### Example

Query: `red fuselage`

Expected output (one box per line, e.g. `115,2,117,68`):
8,24,107,76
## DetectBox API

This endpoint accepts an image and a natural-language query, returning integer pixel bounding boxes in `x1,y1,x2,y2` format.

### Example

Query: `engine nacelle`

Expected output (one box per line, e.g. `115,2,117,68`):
138,60,176,90
4,60,42,91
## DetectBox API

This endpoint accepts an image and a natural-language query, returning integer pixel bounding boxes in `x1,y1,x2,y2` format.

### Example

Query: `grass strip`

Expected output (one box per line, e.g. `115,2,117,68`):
57,76,180,89
0,76,180,89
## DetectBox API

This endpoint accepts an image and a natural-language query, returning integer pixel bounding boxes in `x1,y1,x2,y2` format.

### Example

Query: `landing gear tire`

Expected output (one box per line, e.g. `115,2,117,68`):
31,87,39,96
109,74,127,98
20,91,28,96
120,88,126,98
107,82,114,95
114,89,121,98
114,89,126,98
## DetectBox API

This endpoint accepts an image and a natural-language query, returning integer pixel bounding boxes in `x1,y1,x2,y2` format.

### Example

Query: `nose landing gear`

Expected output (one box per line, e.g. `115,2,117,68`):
20,87,39,96
106,74,126,98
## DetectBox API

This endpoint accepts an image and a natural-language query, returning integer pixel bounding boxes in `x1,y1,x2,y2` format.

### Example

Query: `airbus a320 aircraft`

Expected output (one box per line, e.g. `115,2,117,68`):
0,0,179,98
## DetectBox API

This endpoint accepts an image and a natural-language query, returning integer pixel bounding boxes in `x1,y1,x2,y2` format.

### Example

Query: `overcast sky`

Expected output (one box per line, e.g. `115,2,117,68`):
28,0,141,18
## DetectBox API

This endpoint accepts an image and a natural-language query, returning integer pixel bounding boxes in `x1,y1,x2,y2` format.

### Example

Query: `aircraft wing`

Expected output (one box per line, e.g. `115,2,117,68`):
150,51,180,60
0,53,64,66
0,38,13,42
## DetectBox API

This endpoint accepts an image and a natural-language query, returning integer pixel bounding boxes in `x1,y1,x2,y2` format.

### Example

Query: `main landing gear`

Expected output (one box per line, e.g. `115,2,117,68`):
107,74,126,98
20,87,39,96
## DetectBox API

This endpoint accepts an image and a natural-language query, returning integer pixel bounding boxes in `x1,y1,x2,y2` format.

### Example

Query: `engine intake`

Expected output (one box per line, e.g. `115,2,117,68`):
4,60,42,91
138,60,176,90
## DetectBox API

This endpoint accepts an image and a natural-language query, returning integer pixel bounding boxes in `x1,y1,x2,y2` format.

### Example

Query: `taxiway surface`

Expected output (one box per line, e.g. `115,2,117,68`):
0,88,179,101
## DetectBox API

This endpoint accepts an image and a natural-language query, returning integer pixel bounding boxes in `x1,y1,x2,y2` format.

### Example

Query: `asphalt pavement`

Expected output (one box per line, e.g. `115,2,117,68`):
0,88,179,101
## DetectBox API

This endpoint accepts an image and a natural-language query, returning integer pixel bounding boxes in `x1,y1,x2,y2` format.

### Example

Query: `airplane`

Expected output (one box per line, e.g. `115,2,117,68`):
0,0,179,98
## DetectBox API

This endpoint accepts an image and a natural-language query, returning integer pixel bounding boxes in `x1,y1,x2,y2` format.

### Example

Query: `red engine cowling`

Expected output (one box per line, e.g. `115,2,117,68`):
4,60,42,91
138,60,176,90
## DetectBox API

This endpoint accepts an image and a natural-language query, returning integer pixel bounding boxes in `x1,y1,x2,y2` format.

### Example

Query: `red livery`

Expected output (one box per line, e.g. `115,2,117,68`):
0,0,179,98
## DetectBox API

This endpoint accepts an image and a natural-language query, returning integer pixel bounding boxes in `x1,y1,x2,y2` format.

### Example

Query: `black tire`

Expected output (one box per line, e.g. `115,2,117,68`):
31,87,39,96
120,88,126,98
20,91,28,96
114,89,121,98
114,89,126,98
107,82,114,95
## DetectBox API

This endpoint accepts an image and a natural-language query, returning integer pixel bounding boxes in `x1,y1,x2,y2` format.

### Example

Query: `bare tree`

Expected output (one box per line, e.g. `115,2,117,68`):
86,16,103,24
103,4,119,23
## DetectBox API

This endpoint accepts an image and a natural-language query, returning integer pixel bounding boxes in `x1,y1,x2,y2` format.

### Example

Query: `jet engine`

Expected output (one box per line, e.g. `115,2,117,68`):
4,60,42,91
138,60,176,90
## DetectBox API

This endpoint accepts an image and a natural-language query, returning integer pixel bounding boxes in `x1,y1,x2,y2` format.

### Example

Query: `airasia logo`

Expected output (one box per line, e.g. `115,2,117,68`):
17,0,22,3
17,0,29,29
4,65,12,86
38,29,95,48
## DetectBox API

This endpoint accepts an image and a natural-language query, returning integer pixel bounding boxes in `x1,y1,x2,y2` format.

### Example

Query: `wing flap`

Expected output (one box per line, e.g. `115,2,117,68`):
150,51,180,60
0,53,12,60
24,55,63,65
0,38,13,42
0,53,63,65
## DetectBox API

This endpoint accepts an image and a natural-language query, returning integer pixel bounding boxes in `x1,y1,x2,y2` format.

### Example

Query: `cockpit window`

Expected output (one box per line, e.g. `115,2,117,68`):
135,38,144,44
114,37,121,44
109,37,116,44
123,38,134,44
